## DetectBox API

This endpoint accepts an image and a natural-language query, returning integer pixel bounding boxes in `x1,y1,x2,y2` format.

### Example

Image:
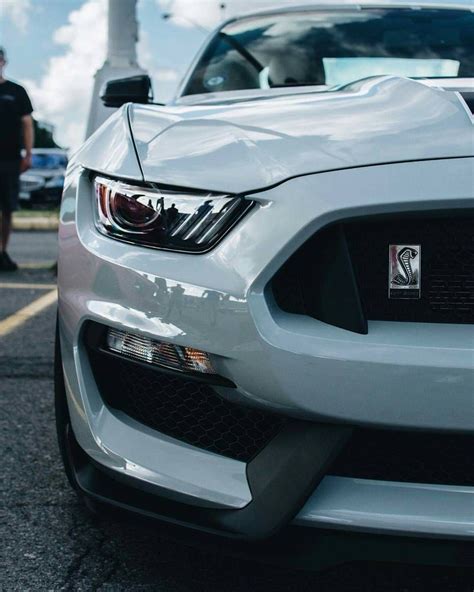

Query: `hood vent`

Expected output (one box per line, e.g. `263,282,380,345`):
459,91,474,115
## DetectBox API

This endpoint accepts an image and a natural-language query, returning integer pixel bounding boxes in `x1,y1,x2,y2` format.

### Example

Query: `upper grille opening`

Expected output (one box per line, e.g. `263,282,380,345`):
272,211,474,332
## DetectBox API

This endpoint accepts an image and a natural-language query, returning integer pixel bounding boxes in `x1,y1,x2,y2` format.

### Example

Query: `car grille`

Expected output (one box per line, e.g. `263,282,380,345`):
346,214,474,325
330,428,474,486
272,212,474,333
88,352,285,462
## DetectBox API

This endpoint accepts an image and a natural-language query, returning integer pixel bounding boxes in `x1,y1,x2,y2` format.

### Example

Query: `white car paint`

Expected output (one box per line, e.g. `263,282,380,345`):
78,76,474,194
58,1,474,544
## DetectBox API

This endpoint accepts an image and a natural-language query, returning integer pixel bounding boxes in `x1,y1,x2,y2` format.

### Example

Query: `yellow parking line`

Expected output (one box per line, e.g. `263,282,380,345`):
19,262,55,269
0,282,56,290
0,289,57,338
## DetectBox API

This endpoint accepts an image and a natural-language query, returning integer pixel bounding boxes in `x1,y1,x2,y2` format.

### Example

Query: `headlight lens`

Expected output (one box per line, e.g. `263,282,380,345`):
94,176,253,252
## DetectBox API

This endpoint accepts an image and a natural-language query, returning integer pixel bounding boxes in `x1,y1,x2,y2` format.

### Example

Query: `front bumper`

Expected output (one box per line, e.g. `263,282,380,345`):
58,157,474,542
63,424,474,569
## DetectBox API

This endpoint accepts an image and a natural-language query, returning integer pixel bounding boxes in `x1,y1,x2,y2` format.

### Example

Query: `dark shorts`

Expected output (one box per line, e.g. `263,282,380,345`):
0,163,20,213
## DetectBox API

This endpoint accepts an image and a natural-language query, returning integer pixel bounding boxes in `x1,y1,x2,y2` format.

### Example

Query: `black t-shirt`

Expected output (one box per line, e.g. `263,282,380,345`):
0,80,33,162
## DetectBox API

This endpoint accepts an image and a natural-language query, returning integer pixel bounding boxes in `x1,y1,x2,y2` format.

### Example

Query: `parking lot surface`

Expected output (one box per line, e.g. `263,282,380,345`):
1,232,473,591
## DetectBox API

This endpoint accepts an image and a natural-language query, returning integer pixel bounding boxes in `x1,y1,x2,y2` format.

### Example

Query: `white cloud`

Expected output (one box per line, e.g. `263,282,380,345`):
22,0,107,149
1,0,32,32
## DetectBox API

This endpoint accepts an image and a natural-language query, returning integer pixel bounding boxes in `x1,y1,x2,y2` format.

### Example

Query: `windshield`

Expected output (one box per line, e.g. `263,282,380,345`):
183,8,474,95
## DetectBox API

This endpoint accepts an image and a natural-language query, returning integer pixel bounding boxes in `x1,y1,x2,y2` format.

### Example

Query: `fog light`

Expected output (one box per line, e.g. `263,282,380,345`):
106,328,216,375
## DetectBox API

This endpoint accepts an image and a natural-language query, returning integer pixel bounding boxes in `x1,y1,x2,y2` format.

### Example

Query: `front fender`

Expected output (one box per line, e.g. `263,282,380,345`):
71,105,142,182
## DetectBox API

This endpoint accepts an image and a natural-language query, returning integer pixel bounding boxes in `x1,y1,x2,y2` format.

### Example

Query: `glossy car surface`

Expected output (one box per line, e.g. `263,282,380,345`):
56,1,474,567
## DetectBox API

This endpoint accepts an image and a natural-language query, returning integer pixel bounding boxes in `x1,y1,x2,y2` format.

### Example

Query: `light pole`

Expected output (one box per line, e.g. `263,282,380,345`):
85,0,147,138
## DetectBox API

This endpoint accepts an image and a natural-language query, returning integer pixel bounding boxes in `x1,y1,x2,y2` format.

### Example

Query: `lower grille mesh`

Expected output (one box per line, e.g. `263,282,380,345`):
89,353,285,462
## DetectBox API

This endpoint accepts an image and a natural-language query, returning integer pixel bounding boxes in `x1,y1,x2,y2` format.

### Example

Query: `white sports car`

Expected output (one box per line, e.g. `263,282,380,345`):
56,2,474,568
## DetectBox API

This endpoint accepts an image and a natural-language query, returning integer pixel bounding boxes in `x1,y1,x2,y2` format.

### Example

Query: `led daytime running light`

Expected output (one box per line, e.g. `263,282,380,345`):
94,176,252,252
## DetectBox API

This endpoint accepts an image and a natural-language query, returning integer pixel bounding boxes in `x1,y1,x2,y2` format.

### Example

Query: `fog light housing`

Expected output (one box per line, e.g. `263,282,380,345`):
106,328,216,375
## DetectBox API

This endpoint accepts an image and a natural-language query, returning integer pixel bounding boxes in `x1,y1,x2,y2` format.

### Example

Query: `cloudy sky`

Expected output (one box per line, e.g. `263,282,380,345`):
0,0,300,149
1,0,472,149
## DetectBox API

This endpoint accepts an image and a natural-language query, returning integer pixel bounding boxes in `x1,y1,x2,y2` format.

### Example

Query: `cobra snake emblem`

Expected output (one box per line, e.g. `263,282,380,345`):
392,247,418,286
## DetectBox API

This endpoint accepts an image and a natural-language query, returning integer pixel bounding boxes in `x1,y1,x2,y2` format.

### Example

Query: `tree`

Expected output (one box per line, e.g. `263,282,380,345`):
33,119,62,149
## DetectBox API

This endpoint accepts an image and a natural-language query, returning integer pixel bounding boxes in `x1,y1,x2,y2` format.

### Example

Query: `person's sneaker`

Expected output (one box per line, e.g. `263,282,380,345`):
0,252,18,271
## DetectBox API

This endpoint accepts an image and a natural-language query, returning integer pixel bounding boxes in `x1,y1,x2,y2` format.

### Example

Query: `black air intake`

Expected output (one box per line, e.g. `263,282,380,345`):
88,349,286,462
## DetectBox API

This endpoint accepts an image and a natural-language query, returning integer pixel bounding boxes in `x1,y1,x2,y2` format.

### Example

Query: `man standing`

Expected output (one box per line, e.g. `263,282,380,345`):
0,47,34,271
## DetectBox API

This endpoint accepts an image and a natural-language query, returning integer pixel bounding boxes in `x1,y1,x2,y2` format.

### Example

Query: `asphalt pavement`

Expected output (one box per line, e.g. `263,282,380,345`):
1,231,473,591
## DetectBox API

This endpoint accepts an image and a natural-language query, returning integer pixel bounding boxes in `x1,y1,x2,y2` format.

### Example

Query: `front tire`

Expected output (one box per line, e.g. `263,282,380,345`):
54,320,104,517
54,319,78,492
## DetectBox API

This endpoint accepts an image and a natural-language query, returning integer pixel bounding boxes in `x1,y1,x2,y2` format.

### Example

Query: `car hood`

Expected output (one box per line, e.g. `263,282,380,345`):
86,76,474,194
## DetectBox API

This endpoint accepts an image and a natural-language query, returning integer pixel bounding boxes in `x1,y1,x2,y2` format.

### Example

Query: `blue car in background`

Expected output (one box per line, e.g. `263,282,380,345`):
20,148,68,209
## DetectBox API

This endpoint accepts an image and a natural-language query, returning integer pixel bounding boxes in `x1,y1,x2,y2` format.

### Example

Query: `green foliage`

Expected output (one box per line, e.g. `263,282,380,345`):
33,119,62,149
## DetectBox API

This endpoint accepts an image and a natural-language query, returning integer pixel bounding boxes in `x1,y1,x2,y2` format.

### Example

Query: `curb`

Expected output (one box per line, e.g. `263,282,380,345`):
12,217,59,231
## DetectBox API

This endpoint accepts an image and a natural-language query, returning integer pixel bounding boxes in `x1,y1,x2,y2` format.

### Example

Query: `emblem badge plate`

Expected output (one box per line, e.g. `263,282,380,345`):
389,245,421,299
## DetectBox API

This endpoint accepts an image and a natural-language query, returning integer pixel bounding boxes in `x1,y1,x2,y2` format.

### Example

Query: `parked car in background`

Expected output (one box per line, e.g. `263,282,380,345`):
20,148,68,209
55,2,474,570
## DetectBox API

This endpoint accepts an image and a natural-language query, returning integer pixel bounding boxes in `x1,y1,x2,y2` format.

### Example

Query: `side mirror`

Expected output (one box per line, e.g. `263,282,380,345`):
101,75,153,108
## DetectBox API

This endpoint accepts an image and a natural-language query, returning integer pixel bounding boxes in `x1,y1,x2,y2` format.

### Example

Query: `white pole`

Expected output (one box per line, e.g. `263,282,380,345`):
85,0,146,138
107,0,139,67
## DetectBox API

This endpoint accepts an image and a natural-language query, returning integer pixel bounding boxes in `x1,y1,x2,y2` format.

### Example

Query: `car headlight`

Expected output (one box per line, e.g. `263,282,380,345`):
94,176,253,253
